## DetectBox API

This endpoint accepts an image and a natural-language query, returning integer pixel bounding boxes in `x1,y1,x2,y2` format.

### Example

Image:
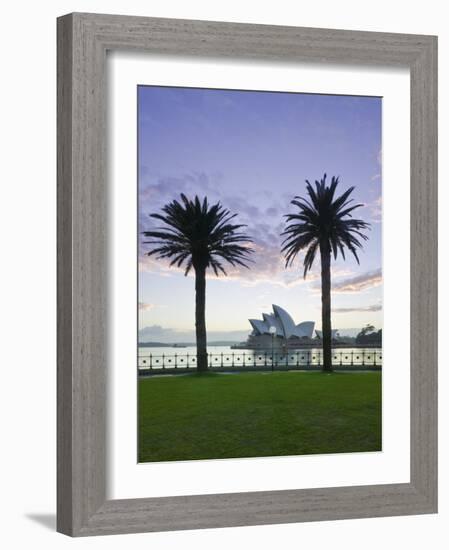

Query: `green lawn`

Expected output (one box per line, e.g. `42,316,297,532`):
138,371,381,462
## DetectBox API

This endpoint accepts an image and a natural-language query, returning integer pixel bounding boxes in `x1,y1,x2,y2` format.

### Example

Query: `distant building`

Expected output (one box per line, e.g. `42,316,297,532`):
315,329,340,340
246,305,315,348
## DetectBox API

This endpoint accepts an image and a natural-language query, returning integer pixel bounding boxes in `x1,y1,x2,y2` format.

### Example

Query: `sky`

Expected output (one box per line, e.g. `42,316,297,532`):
138,86,382,343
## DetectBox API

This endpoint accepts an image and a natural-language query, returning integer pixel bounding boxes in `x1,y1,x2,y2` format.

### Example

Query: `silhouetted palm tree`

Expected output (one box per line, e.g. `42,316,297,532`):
281,174,370,372
143,194,253,372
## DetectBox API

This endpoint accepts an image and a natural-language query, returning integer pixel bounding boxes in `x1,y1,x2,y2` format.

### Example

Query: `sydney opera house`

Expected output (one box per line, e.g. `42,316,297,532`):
245,305,316,349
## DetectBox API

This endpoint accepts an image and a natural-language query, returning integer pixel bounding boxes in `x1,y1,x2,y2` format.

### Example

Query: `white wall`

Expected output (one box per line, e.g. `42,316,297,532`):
0,1,445,548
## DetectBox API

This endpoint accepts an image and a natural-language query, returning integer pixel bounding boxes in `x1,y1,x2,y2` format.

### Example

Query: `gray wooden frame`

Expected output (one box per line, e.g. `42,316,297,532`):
57,12,438,537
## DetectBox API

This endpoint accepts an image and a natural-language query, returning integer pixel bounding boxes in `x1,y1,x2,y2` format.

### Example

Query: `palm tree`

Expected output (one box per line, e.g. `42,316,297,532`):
143,194,253,372
281,174,370,372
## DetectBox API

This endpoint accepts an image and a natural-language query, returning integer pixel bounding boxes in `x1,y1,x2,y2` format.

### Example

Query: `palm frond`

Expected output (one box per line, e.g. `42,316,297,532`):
282,174,370,276
142,194,253,276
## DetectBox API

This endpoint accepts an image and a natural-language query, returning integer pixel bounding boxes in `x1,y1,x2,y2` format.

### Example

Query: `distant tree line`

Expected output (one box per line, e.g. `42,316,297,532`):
355,324,382,345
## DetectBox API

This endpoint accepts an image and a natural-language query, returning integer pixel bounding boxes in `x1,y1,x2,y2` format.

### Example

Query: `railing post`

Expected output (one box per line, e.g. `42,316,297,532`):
174,353,177,369
221,352,223,368
150,353,152,371
186,352,189,369
232,352,234,368
351,350,354,366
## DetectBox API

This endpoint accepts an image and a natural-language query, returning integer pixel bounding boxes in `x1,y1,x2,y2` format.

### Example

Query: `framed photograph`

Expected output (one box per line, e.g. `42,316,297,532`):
57,13,437,536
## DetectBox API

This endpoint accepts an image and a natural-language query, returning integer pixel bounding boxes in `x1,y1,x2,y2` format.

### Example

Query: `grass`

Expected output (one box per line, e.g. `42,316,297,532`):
138,371,381,463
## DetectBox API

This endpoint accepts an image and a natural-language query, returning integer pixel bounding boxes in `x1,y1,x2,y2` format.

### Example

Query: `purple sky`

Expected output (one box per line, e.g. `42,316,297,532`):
138,86,382,342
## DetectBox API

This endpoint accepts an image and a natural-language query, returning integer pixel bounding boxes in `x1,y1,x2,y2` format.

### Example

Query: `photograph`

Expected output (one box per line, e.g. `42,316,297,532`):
0,1,440,543
137,85,382,463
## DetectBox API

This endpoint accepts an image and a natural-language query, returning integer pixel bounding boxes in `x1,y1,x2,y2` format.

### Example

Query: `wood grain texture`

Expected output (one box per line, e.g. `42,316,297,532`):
409,37,438,508
57,13,74,536
57,12,438,536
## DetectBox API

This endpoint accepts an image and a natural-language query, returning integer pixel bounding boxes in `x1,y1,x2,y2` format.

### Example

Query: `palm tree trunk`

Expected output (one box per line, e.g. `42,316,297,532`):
320,241,333,372
194,266,208,372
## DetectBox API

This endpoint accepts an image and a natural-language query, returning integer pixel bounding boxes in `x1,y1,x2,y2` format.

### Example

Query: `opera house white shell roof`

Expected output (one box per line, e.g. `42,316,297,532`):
249,305,315,339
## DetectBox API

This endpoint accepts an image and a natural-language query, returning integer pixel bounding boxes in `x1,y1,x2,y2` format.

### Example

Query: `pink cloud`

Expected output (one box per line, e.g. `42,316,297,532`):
331,268,382,293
